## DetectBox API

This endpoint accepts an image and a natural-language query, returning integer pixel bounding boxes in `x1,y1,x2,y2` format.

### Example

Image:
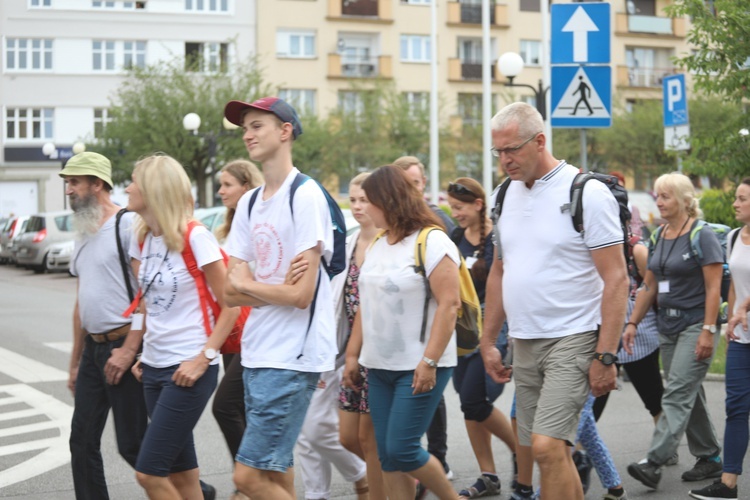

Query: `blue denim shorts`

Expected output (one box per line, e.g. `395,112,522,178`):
236,368,319,472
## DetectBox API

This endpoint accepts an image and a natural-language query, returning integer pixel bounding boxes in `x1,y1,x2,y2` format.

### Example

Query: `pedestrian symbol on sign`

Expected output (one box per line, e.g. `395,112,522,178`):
571,76,593,116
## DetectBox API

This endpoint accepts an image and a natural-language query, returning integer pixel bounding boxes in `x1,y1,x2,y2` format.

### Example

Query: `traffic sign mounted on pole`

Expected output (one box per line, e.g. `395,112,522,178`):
663,74,690,151
551,66,611,128
551,3,610,65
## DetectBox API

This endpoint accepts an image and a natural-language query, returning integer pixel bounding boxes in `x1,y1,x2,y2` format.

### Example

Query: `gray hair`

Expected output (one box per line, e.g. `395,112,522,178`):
490,102,544,138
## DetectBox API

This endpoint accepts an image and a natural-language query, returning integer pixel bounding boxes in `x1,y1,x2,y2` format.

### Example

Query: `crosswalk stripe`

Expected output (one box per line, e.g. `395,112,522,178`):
0,408,44,422
0,396,23,406
0,437,59,457
0,346,68,383
0,420,65,438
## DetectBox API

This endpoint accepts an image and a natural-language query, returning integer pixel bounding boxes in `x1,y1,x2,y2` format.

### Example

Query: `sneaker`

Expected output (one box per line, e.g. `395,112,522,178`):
602,491,628,500
573,450,593,494
508,486,536,500
689,479,738,500
666,452,680,466
459,474,501,498
627,461,662,489
682,457,724,482
415,480,428,500
443,461,454,481
199,480,216,500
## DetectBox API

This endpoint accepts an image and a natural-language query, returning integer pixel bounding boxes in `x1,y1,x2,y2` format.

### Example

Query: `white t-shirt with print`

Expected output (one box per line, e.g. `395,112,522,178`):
129,225,223,368
359,229,460,371
493,162,623,340
225,167,336,373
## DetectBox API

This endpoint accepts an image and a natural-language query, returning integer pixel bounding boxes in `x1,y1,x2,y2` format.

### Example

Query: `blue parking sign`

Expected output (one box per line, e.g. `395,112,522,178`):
663,74,689,127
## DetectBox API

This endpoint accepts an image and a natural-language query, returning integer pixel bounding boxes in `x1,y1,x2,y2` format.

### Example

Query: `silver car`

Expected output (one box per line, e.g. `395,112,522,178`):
15,211,74,273
0,215,30,264
45,239,76,273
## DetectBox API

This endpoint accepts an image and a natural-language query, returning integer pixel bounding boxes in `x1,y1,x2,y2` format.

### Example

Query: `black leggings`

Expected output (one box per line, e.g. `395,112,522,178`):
622,348,664,417
212,353,246,460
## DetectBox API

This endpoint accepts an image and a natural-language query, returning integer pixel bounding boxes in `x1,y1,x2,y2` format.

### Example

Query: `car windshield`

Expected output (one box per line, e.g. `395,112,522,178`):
55,215,73,232
26,216,45,232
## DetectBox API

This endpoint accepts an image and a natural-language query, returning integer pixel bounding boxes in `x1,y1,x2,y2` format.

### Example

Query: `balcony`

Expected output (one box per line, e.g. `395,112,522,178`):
328,0,393,23
448,58,497,82
616,65,675,88
447,2,509,28
615,13,686,38
328,53,392,79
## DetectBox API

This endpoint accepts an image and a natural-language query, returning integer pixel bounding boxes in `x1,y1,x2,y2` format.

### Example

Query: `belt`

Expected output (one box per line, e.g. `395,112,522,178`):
85,324,131,343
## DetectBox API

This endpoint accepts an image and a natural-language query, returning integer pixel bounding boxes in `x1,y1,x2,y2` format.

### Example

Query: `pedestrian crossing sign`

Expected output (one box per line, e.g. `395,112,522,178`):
551,66,611,128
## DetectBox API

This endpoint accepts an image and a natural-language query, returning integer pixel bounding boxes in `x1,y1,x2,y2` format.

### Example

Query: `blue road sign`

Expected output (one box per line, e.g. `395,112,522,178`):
551,3,610,65
551,66,611,128
663,74,689,127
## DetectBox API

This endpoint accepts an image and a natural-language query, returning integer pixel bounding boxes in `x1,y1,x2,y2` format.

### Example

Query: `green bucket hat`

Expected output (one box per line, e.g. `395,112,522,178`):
59,152,113,188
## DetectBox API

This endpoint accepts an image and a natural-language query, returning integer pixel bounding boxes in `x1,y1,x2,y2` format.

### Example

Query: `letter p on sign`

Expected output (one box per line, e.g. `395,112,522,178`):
667,79,682,111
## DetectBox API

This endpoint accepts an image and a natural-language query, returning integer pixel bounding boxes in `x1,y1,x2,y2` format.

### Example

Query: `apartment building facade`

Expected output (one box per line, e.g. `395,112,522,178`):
1,0,692,216
0,0,255,216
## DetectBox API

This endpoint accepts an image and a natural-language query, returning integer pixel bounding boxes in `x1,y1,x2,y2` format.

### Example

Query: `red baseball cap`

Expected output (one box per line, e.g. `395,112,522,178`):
224,96,303,139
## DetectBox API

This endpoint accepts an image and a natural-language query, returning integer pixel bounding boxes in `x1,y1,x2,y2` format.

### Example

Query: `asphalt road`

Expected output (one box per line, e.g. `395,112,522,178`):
0,264,746,499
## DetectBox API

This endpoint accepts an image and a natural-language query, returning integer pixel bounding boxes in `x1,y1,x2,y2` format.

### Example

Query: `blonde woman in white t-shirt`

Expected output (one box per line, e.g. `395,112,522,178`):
343,164,461,500
126,154,239,500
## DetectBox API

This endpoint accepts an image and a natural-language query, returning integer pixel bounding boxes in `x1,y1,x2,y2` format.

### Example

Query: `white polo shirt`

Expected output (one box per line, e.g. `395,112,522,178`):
494,162,622,339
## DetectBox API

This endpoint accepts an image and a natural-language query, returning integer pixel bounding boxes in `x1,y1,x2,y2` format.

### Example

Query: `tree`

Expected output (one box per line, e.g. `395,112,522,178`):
94,57,271,206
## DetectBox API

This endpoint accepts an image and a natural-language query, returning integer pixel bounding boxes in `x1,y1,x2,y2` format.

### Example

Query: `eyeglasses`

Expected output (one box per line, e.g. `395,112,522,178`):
447,182,476,197
490,133,540,158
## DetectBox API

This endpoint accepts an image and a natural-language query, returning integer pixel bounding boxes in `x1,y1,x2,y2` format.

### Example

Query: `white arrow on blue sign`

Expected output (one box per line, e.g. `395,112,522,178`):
551,3,610,65
663,74,689,127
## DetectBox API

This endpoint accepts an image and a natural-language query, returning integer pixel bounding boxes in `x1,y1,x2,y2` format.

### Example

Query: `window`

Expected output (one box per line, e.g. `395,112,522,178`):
92,40,116,70
185,42,229,72
94,108,112,138
5,38,53,71
123,41,146,69
279,89,316,115
402,0,430,4
92,1,145,8
30,0,52,6
185,0,228,12
520,40,541,66
520,0,540,12
5,108,54,140
339,91,364,117
400,35,430,63
458,93,482,126
403,92,428,115
277,30,315,59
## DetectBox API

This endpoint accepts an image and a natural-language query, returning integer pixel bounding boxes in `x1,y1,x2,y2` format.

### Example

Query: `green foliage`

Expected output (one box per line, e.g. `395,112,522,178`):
92,56,272,206
699,188,739,227
666,0,750,103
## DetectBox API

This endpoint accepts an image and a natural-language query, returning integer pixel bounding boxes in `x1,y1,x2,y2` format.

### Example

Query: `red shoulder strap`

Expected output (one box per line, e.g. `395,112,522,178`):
182,220,221,335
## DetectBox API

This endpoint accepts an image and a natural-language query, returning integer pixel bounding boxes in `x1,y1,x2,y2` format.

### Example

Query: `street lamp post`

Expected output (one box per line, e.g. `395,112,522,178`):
182,113,239,207
497,52,548,120
42,141,86,210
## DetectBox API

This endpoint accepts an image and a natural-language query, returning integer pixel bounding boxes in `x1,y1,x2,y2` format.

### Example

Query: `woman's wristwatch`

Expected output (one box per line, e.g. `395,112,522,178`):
422,356,438,368
702,324,717,334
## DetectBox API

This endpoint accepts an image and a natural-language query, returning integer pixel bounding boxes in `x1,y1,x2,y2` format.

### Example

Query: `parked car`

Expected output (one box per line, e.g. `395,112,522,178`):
45,239,76,273
0,215,30,264
194,206,226,234
14,211,74,273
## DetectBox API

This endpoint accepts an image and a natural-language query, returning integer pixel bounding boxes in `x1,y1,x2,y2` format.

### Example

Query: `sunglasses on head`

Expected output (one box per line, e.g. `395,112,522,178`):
447,182,476,197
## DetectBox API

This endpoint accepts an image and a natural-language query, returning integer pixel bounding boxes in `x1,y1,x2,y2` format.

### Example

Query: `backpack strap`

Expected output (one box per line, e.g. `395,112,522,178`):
688,219,707,262
246,186,262,222
414,226,441,344
288,172,309,217
648,224,664,259
450,227,466,246
569,172,591,234
728,227,741,260
114,208,135,302
181,220,219,336
490,178,512,225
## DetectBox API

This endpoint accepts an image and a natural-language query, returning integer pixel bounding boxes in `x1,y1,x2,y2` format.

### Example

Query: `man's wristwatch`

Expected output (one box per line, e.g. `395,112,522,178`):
203,348,218,361
593,352,619,366
422,356,438,368
702,324,717,334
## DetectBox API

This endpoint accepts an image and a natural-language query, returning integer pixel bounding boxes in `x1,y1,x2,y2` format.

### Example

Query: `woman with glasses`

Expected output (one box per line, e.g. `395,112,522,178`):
446,178,516,499
343,165,460,499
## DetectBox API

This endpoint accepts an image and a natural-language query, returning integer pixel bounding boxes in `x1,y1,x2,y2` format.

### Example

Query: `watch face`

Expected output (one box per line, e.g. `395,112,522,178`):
601,353,616,365
204,348,218,360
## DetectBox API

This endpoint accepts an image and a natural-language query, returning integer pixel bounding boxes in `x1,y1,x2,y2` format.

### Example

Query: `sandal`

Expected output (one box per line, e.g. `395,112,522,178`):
459,475,501,498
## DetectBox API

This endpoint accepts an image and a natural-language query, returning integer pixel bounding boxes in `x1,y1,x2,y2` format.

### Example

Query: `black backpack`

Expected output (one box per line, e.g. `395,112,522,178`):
492,172,637,281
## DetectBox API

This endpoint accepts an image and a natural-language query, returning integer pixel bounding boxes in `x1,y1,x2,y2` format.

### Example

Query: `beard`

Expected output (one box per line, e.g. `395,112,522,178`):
71,194,102,237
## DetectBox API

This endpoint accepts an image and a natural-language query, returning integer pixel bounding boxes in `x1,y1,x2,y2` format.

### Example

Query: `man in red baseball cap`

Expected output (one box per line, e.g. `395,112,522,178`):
223,97,337,500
